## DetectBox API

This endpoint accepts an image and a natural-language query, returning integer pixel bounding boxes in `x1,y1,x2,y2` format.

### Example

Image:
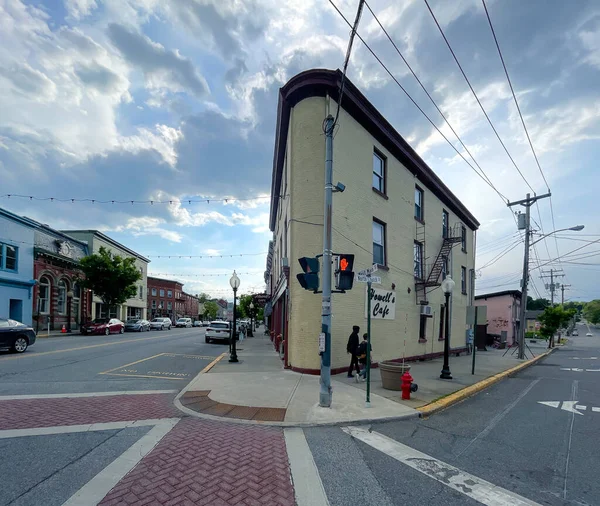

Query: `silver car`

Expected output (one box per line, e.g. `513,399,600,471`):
125,319,150,332
150,317,172,330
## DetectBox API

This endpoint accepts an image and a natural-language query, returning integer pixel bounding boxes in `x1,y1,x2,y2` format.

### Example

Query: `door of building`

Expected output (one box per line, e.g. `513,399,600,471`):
9,299,23,322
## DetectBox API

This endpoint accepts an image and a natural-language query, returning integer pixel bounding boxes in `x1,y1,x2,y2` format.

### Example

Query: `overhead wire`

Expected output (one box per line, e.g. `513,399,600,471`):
423,0,535,193
0,194,271,205
327,0,510,201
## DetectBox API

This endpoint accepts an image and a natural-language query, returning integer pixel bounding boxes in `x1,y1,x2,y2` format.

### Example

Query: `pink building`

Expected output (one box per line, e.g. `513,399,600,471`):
474,290,521,346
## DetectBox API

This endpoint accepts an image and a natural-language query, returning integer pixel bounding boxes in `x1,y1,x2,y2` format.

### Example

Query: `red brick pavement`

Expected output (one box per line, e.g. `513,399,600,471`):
99,417,296,506
0,394,181,430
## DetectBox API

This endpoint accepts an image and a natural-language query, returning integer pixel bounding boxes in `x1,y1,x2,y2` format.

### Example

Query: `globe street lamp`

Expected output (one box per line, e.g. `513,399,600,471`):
248,301,255,337
440,276,455,380
66,290,74,333
229,271,240,363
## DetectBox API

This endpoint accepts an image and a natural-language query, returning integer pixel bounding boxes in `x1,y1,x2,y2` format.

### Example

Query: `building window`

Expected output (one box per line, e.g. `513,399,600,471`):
414,242,423,279
415,186,424,221
167,301,172,310
159,300,164,309
461,225,467,252
441,256,448,280
372,150,386,194
0,243,18,272
461,266,467,294
57,279,68,314
442,210,449,238
38,277,50,314
372,219,386,266
152,288,157,296
167,290,172,298
152,300,157,309
159,289,165,297
139,286,143,299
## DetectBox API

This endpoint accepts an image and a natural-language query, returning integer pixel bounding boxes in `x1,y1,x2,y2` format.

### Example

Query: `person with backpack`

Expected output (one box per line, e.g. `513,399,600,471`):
356,333,372,382
346,325,361,378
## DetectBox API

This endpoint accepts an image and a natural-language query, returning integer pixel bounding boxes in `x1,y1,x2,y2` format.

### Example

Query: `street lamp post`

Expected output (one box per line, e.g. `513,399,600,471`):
66,290,74,333
440,276,455,380
229,271,240,363
248,301,254,337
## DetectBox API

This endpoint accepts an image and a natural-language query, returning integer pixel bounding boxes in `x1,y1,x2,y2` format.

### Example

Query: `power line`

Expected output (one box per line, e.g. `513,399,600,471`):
146,252,266,259
478,239,523,269
327,0,510,201
148,271,260,277
423,0,535,193
363,0,506,201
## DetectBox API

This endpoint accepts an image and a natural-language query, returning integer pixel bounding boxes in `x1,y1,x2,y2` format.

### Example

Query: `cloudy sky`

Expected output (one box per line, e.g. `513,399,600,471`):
0,0,598,301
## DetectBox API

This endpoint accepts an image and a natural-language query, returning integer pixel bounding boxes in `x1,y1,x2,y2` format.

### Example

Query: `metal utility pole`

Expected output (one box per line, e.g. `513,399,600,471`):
541,269,564,307
319,115,334,408
507,192,551,359
561,284,571,305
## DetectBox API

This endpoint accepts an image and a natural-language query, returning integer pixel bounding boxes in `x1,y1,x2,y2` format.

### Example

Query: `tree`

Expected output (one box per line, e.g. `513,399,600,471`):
538,306,577,347
203,301,219,320
78,247,141,316
583,300,600,325
196,293,211,303
237,294,255,319
527,297,550,310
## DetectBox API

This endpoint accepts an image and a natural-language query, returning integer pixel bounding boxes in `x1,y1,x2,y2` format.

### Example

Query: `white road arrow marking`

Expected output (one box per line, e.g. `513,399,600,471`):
593,407,600,413
575,405,587,411
561,401,584,415
586,369,600,372
538,401,560,408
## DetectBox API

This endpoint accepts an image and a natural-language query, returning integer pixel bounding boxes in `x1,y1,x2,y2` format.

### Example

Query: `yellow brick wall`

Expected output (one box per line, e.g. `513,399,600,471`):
276,96,476,371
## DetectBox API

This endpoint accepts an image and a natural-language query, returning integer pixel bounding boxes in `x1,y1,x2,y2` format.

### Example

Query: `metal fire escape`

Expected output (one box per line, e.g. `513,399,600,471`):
415,223,462,303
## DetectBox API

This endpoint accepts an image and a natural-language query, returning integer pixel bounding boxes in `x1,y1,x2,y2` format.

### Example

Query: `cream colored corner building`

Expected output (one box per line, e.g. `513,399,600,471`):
267,69,479,374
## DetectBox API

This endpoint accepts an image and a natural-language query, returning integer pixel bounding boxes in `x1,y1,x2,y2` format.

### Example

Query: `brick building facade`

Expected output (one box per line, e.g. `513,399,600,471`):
147,277,199,322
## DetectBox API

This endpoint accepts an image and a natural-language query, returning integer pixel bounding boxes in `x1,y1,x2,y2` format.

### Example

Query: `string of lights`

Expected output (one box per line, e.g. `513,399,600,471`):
149,271,261,277
146,252,266,259
0,194,272,205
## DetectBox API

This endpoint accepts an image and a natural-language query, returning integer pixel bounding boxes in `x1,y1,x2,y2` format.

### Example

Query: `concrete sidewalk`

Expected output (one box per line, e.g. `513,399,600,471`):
177,334,556,426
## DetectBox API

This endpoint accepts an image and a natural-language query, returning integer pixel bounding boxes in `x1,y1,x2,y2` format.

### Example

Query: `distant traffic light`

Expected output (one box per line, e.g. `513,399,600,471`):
335,254,355,291
297,257,320,291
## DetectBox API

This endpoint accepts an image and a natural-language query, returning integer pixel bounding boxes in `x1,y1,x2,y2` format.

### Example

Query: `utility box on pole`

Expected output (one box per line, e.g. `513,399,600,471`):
517,212,527,230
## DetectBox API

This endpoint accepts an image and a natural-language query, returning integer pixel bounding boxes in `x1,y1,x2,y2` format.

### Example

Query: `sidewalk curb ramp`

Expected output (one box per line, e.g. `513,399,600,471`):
174,353,420,428
416,346,557,418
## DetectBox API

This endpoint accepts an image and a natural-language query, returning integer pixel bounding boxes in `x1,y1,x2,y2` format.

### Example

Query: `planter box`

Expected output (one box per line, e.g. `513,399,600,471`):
379,360,411,391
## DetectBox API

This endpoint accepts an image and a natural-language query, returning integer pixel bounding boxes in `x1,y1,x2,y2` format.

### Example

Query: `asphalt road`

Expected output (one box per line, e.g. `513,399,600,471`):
0,326,228,395
307,322,600,506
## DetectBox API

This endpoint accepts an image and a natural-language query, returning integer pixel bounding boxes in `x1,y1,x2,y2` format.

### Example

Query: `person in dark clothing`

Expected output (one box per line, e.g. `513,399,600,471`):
356,333,372,382
346,325,361,377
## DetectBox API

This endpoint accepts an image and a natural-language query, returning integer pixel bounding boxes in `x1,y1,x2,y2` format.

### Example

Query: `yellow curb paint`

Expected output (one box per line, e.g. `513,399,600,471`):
98,354,166,375
199,352,228,374
417,348,555,417
0,334,175,360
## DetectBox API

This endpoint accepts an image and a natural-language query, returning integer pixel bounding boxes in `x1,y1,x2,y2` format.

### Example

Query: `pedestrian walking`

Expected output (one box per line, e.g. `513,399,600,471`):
356,333,372,382
239,323,245,342
346,325,361,378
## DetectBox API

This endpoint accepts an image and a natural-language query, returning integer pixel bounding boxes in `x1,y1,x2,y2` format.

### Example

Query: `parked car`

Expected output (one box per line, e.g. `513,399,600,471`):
572,330,579,336
202,321,210,327
205,321,231,343
176,317,192,328
193,320,202,327
125,319,150,332
150,317,172,331
81,318,124,336
0,318,36,353
586,332,593,337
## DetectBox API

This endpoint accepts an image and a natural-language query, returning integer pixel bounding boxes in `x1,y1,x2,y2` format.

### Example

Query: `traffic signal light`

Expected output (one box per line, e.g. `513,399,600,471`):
297,257,320,291
335,254,355,291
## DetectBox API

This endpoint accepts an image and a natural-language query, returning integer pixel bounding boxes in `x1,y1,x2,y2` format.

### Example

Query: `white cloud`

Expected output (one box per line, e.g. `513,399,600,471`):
64,0,98,20
119,124,183,167
109,216,184,242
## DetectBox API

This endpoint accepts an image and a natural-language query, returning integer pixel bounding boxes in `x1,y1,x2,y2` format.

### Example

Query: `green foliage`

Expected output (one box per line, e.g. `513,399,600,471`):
257,307,264,322
527,297,550,310
563,301,584,313
538,306,577,339
583,300,600,325
78,247,141,313
203,301,219,320
237,294,256,319
196,293,211,303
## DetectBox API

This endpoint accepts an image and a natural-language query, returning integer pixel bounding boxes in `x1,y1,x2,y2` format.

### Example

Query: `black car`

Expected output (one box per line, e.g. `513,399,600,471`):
0,318,36,353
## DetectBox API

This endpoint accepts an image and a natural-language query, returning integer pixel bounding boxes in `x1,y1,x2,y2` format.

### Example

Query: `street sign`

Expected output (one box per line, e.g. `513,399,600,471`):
356,274,381,283
371,264,378,273
357,269,371,276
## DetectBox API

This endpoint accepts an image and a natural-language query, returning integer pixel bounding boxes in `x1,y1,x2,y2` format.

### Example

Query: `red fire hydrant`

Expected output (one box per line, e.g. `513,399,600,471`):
401,371,415,400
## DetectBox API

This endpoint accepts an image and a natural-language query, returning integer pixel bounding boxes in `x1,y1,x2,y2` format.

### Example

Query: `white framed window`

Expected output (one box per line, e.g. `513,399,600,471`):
159,300,164,309
442,210,449,238
415,186,424,221
461,266,467,294
159,289,165,297
441,256,449,280
167,290,172,298
0,242,18,272
167,301,172,310
152,288,157,296
139,286,143,299
372,150,385,194
414,242,423,279
57,279,68,314
152,300,157,309
38,276,50,314
373,219,386,266
461,225,467,252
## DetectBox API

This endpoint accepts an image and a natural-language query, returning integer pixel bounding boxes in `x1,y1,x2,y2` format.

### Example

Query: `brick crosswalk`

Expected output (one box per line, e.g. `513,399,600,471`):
0,393,180,430
99,417,295,506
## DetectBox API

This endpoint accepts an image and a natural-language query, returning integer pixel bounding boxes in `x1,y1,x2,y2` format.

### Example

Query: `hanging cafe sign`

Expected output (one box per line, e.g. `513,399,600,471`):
365,287,396,320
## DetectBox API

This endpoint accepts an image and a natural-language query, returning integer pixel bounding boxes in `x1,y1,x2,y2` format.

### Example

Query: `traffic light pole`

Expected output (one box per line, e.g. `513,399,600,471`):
319,115,334,408
366,279,371,407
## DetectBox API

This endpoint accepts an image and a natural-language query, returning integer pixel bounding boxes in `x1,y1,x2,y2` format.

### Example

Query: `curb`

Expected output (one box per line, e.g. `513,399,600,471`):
416,346,558,417
174,353,421,428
